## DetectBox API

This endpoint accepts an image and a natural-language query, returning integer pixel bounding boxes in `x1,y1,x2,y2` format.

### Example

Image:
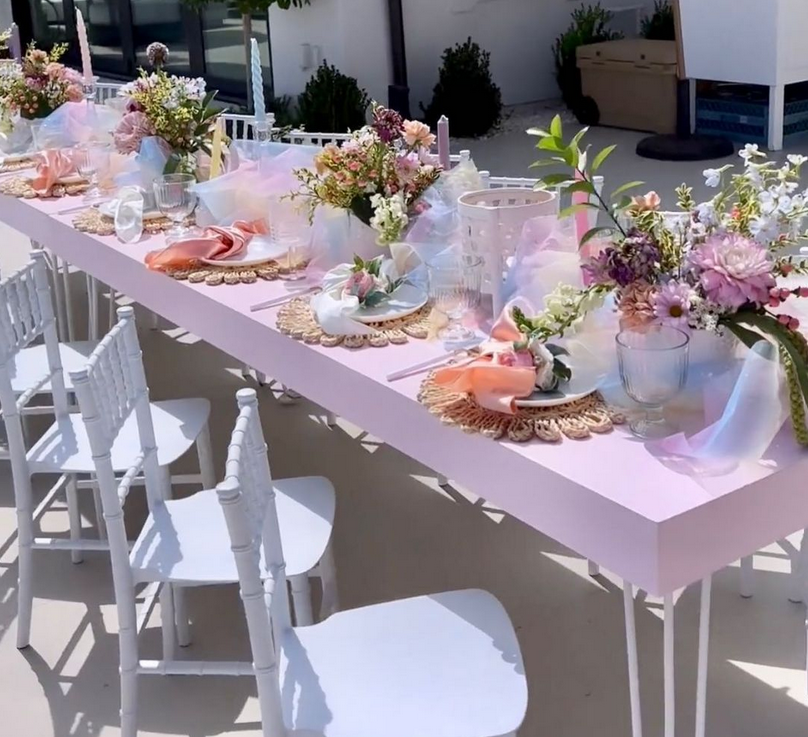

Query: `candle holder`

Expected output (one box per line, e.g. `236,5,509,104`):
82,77,98,109
255,122,271,176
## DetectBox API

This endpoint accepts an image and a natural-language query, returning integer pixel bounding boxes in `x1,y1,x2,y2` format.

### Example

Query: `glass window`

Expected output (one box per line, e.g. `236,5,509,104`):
73,0,126,73
29,0,69,47
202,8,270,100
131,0,190,74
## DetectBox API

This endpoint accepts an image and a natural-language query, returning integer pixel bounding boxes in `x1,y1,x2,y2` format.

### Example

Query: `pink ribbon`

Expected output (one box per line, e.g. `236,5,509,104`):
433,310,536,415
145,219,269,272
30,149,77,197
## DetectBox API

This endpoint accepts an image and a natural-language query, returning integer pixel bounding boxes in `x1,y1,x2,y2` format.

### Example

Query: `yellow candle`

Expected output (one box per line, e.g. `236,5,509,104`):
209,119,224,179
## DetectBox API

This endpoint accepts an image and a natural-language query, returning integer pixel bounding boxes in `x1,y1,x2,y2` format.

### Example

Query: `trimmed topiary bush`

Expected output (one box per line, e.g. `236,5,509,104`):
296,62,370,133
422,38,502,138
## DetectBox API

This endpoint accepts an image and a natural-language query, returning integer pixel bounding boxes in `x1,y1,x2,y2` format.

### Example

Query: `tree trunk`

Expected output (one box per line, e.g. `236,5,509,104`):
243,12,254,111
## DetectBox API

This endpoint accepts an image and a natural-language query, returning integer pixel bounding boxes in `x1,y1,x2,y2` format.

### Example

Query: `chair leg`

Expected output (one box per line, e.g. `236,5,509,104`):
15,510,34,649
92,482,107,541
240,364,251,379
195,422,217,490
65,475,84,564
174,585,191,648
255,372,267,386
325,412,337,428
318,544,340,620
289,574,314,626
160,584,176,661
118,584,139,737
588,560,600,576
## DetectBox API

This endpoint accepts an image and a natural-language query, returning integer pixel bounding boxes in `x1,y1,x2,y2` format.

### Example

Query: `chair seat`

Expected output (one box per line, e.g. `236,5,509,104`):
27,399,210,474
9,341,99,393
281,590,528,737
130,478,335,585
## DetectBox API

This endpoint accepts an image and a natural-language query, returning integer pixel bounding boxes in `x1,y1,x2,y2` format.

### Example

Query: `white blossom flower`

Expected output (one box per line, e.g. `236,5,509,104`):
703,168,722,188
788,154,808,167
370,192,409,245
740,143,762,162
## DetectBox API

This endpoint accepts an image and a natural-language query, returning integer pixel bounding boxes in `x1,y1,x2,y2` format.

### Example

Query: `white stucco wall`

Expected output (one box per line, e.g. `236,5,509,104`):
269,0,651,111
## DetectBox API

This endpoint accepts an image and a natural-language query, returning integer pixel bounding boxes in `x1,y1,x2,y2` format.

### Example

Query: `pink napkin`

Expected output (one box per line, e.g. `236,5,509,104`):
433,310,536,415
145,219,268,272
30,150,77,197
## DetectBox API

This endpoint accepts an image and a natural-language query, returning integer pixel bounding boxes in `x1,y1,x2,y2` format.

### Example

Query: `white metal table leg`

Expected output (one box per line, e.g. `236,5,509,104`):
768,84,785,151
664,594,675,737
740,555,754,598
623,582,643,737
695,577,713,737
789,529,808,604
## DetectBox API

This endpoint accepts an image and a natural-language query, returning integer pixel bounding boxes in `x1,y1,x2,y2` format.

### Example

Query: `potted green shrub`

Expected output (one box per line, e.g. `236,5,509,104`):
296,62,370,132
421,38,502,138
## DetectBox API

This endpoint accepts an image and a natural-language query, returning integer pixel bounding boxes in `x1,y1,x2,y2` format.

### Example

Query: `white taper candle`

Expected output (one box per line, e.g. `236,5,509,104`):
75,9,93,84
250,38,266,126
437,115,450,170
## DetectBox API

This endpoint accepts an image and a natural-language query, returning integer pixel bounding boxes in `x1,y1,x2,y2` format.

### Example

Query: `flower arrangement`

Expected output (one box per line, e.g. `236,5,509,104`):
344,254,402,307
113,61,220,173
0,43,82,126
292,103,442,245
497,336,572,392
519,117,808,442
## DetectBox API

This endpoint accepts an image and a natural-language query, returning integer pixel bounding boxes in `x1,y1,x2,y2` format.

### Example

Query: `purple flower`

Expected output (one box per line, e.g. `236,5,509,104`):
583,230,661,288
653,281,693,329
371,105,404,144
689,233,776,309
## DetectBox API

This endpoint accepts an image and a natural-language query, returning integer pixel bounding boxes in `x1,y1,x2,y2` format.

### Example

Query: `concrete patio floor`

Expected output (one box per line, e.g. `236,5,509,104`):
1,115,808,737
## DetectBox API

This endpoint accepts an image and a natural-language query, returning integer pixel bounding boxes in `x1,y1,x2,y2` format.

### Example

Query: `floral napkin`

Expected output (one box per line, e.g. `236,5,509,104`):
310,243,422,336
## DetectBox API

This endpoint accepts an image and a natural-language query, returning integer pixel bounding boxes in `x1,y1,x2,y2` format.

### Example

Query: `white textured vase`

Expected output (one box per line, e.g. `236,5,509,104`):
689,329,738,367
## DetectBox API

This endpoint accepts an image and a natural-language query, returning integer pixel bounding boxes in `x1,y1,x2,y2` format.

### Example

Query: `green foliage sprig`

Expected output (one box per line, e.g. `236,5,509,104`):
641,0,676,41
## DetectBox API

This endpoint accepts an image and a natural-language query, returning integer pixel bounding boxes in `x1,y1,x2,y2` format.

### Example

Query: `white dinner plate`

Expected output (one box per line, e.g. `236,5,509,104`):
98,200,163,221
200,234,289,267
349,283,428,324
514,352,607,408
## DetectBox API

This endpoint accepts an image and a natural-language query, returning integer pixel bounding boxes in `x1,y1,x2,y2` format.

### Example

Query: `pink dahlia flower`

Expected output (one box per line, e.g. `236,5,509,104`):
113,111,155,155
690,234,775,309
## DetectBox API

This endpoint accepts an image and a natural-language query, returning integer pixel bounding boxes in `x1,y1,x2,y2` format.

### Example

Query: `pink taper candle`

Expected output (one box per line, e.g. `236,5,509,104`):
437,115,450,170
75,9,93,84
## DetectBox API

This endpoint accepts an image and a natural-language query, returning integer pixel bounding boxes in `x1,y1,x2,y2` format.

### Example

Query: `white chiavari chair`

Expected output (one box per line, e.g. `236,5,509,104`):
72,369,337,737
95,81,124,105
0,259,217,649
215,388,527,737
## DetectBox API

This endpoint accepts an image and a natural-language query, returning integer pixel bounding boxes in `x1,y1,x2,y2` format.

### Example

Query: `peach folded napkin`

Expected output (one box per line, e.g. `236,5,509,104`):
145,219,268,272
433,309,536,415
30,149,77,197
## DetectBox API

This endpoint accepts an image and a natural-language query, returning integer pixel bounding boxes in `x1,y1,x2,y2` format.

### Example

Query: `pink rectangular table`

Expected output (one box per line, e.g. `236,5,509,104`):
2,192,807,737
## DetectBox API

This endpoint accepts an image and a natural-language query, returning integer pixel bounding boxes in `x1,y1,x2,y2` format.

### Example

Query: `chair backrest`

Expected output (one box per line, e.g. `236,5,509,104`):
216,389,290,737
95,82,123,104
70,307,165,511
0,251,68,522
0,250,68,417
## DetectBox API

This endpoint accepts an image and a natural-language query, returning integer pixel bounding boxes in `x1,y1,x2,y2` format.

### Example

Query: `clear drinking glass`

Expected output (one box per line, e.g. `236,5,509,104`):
268,196,309,281
616,325,690,439
427,253,483,345
74,143,111,205
153,174,197,241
